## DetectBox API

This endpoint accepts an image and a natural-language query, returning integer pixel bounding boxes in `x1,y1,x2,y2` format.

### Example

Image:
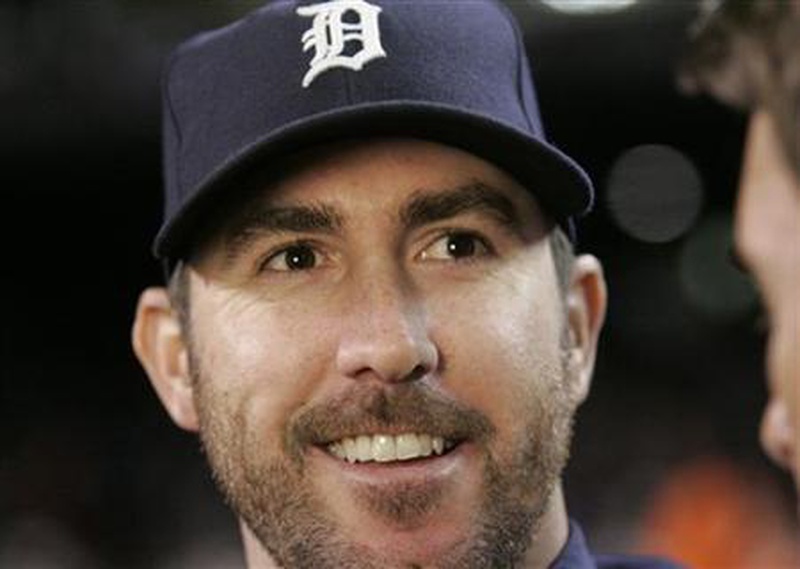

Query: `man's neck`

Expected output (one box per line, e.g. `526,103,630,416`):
240,522,280,569
520,483,571,568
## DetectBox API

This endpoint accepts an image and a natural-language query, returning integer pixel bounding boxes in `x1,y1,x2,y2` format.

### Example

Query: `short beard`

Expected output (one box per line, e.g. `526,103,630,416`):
190,342,578,568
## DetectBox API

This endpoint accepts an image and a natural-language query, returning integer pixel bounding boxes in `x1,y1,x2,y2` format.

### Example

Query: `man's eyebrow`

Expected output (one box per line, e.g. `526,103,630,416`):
400,182,522,232
223,203,343,262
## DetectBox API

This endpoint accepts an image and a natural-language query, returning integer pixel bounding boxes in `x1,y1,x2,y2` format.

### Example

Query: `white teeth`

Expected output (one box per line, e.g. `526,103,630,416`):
328,442,346,460
417,434,433,457
356,435,372,462
326,433,450,464
395,433,421,461
344,437,359,463
432,436,444,455
372,435,395,462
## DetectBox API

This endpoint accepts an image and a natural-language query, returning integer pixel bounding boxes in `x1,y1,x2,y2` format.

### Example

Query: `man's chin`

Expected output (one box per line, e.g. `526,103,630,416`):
307,446,483,561
342,521,477,568
241,502,475,569
308,439,480,524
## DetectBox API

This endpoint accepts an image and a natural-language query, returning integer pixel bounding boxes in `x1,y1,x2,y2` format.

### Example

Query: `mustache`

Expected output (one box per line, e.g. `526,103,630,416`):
290,384,494,447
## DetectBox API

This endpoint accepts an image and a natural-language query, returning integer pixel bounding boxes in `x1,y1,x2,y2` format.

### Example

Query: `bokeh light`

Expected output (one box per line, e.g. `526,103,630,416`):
538,0,639,15
606,144,704,243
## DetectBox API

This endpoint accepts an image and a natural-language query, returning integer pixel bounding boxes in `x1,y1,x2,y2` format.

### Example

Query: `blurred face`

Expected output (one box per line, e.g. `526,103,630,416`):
736,111,800,497
176,139,599,568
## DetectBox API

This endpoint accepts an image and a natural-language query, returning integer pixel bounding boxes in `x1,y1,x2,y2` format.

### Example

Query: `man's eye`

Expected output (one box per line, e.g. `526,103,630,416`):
420,232,491,261
262,243,319,272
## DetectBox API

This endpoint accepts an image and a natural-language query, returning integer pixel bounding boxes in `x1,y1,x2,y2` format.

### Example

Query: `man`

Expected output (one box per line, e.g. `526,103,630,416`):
680,0,800,509
132,1,679,567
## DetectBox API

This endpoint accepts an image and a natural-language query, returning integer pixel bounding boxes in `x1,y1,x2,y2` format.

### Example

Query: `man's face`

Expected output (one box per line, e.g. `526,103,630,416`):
737,110,800,497
146,139,603,568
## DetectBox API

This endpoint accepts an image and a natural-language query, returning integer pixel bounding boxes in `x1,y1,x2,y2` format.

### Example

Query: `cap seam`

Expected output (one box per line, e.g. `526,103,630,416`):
161,49,184,208
345,61,354,104
498,0,539,137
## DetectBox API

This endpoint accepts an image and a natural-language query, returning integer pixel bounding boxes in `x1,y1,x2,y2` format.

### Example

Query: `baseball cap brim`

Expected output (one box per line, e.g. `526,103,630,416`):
153,101,593,261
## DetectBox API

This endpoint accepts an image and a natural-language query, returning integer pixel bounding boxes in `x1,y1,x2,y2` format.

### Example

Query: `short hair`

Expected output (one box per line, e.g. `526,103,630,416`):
167,259,191,328
678,0,800,176
549,225,576,300
166,227,575,330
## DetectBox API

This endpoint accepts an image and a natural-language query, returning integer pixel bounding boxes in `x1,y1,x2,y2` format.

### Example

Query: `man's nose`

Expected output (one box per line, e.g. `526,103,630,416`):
760,397,797,474
335,268,439,384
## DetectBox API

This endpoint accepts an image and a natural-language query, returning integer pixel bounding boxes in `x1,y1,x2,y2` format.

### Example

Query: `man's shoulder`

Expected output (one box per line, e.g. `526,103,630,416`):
553,521,686,569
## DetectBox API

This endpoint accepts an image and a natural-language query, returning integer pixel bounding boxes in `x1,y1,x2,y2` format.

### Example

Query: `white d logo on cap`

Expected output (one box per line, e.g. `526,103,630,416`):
297,0,387,88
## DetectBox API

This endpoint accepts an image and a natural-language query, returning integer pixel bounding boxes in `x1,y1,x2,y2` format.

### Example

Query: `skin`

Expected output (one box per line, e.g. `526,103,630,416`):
132,138,607,568
736,110,800,500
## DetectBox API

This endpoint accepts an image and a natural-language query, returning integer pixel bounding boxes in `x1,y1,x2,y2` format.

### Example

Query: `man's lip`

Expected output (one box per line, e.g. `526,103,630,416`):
321,433,461,464
314,426,465,445
309,440,471,484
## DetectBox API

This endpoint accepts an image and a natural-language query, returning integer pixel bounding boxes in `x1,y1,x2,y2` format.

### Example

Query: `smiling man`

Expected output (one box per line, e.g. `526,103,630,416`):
132,1,679,567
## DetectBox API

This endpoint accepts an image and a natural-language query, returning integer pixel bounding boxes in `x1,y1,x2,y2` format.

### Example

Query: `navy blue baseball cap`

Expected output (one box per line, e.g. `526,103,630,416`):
154,0,593,262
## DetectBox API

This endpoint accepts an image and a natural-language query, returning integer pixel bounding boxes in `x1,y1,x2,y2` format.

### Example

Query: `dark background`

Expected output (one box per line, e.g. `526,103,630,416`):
3,1,796,567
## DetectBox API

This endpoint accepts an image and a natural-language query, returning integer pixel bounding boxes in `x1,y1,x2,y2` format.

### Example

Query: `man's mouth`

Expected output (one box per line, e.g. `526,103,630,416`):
326,433,458,464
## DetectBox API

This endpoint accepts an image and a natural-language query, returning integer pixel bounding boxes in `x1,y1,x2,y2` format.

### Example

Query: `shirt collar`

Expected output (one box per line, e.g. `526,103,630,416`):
550,520,597,569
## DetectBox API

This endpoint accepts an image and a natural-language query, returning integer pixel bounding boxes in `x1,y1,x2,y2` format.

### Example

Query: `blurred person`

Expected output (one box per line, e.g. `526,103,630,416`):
680,0,800,511
131,1,682,567
639,456,799,567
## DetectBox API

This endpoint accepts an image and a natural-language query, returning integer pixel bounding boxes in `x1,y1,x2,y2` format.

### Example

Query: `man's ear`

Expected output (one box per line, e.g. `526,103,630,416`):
132,287,199,432
565,254,608,405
